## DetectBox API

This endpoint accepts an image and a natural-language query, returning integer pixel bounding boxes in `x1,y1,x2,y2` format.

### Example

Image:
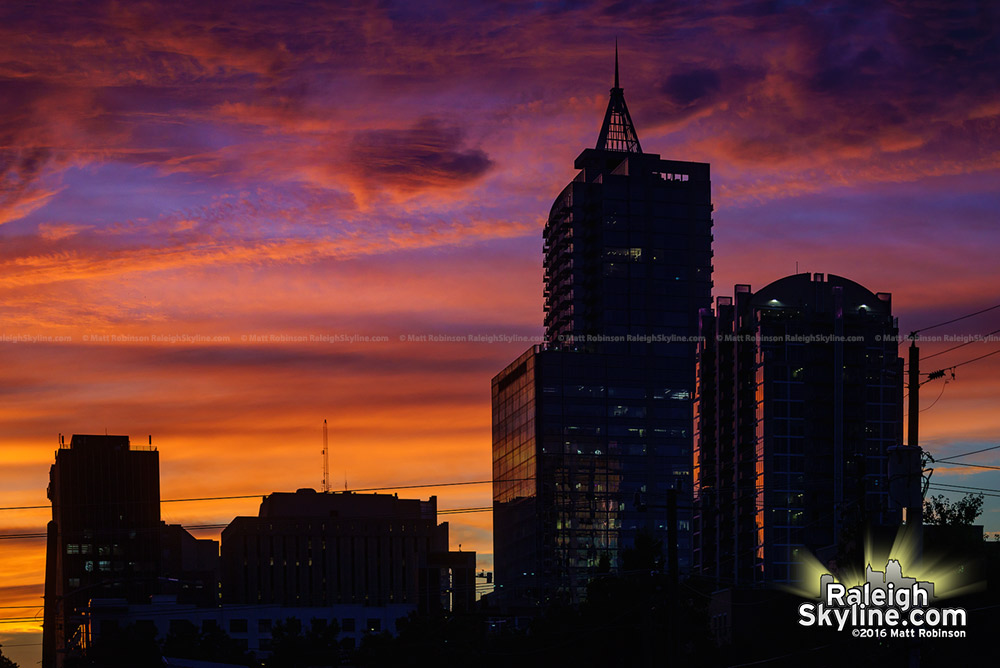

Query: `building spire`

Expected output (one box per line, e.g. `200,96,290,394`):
615,37,621,88
596,43,641,153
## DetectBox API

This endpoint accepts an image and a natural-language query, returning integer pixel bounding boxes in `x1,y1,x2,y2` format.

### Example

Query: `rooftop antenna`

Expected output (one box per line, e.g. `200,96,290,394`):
322,419,330,493
596,40,641,153
615,37,621,88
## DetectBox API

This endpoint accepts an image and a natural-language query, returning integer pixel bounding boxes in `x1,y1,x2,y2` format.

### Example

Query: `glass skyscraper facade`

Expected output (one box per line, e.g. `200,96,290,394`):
693,273,903,585
492,58,713,605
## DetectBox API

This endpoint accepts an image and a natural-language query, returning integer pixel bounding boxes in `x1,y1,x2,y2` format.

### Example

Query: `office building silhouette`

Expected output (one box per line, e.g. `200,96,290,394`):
492,52,713,604
42,434,217,668
693,273,903,585
221,489,476,614
42,435,161,667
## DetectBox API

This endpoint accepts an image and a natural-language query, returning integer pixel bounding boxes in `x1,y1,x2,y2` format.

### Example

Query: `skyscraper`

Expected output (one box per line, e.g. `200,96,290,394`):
492,52,713,605
693,273,903,585
43,434,161,668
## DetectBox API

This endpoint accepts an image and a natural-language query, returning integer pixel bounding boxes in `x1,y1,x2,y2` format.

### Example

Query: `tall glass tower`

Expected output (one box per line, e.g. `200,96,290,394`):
492,52,713,605
693,273,903,585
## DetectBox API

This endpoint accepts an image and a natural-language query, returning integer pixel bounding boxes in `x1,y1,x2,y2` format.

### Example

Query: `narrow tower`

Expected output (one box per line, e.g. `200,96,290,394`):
493,49,713,605
322,419,330,493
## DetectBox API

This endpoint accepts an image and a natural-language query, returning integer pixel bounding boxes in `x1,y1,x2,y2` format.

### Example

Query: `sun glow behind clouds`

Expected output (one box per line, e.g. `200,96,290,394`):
4,1,1000,665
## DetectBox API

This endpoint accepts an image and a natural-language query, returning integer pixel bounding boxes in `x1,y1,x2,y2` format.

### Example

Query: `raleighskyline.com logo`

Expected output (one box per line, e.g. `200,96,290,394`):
798,560,967,638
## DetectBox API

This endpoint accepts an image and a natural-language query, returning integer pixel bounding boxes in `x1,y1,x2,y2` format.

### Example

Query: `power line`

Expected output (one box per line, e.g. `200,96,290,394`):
913,347,1000,381
918,381,948,413
905,302,1000,340
0,605,42,609
946,347,1000,370
160,479,498,505
934,460,1000,472
0,478,511,513
936,443,1000,463
0,506,493,541
920,326,1000,362
927,485,1000,499
928,481,1000,494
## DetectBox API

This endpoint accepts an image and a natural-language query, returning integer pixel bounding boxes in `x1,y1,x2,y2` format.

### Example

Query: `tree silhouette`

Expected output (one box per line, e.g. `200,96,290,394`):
162,619,257,666
923,493,984,526
0,644,19,668
268,617,340,668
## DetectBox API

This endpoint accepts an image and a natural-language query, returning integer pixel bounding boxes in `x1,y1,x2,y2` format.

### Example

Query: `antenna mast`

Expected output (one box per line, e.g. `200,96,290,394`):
322,419,330,493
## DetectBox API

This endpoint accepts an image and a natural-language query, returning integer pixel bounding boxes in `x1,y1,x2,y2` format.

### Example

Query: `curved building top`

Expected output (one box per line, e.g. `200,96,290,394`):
748,272,892,316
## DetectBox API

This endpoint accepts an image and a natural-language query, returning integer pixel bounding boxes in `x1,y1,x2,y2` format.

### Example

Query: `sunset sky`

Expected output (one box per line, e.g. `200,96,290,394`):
3,1,1000,664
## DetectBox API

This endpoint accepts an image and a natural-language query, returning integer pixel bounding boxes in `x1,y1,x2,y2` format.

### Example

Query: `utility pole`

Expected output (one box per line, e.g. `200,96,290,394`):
888,337,925,530
907,337,924,532
908,340,919,450
889,337,925,550
895,335,924,668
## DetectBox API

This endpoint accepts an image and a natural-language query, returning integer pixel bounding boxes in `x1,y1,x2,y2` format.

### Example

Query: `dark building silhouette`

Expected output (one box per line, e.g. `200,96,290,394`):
221,489,476,614
43,434,161,667
493,53,713,605
693,273,903,585
43,434,218,668
159,521,221,606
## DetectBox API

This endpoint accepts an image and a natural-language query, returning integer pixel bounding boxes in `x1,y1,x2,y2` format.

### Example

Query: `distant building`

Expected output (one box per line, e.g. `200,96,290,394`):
43,434,217,668
221,489,476,614
160,521,222,607
693,273,903,585
492,53,713,605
